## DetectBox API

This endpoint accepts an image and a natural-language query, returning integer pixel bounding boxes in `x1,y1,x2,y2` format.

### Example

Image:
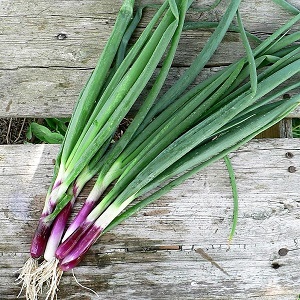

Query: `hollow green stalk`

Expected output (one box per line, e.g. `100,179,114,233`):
45,1,181,210
103,93,300,234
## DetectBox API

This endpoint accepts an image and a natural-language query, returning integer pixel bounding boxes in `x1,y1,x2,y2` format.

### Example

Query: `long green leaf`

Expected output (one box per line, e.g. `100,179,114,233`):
139,0,243,128
65,5,176,170
237,10,257,95
272,0,300,14
90,59,300,222
103,94,300,234
224,155,238,243
64,1,169,170
96,0,189,185
61,0,135,166
51,6,183,203
109,59,300,207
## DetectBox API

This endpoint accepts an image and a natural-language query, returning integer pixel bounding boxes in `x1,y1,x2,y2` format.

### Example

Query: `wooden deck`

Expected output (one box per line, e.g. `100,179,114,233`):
0,0,299,299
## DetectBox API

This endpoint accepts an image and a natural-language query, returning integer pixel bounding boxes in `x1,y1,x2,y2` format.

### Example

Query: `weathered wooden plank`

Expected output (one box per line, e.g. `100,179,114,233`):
1,0,297,68
1,64,299,118
0,0,299,118
1,0,299,69
0,66,220,117
0,139,299,299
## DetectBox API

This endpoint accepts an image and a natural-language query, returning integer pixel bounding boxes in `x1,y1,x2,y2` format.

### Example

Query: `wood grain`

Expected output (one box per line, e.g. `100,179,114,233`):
1,0,300,298
0,140,300,299
0,0,299,117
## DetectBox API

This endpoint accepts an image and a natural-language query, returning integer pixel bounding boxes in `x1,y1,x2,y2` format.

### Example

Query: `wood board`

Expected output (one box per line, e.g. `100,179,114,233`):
0,140,299,299
0,0,300,298
0,0,299,118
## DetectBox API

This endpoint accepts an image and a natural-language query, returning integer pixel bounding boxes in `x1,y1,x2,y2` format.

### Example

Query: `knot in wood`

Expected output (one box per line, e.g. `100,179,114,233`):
56,33,67,40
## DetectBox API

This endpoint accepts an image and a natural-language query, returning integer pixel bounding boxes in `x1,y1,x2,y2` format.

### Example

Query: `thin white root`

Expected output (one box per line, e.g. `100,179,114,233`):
45,264,63,300
32,258,62,299
72,269,100,297
16,257,39,300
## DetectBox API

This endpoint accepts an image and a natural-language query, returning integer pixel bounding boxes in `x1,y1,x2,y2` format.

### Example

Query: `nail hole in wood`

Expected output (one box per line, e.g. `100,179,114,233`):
288,166,296,173
271,262,280,269
285,152,294,159
278,248,289,256
56,33,67,40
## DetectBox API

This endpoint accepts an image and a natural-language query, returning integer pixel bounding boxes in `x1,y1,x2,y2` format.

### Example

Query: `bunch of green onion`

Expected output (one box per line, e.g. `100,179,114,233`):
19,0,300,299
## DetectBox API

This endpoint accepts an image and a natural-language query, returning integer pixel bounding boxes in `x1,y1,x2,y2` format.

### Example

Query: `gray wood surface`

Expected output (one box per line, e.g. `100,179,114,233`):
0,0,299,117
0,140,300,299
1,0,300,299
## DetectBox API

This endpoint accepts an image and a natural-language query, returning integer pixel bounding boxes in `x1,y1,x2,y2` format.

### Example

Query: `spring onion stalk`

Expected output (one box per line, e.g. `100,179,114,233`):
22,0,300,298
62,0,190,241
30,0,185,261
51,5,182,214
236,10,257,95
77,37,298,203
22,1,188,298
28,2,175,292
144,95,300,198
272,0,299,14
57,36,300,260
133,11,300,142
43,0,244,237
46,0,184,253
102,6,144,90
92,91,300,238
58,0,245,239
56,55,300,264
209,47,300,115
59,91,300,270
27,138,114,297
43,3,147,260
24,2,194,296
62,1,169,170
61,52,243,240
61,0,135,166
57,32,300,264
115,6,144,68
44,137,113,260
30,0,136,259
136,0,243,134
46,3,181,206
224,155,239,243
102,93,300,237
120,61,299,195
103,59,300,247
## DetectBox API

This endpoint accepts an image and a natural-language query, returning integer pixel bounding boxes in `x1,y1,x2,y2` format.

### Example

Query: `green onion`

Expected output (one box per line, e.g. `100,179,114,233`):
104,93,300,235
58,41,300,270
236,10,257,95
224,155,239,243
30,0,185,262
272,0,299,14
20,1,300,298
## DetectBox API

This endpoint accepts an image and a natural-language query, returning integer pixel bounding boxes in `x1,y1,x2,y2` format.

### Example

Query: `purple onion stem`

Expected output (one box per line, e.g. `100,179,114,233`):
31,178,63,258
30,217,52,258
55,221,93,260
59,224,103,271
62,201,96,241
